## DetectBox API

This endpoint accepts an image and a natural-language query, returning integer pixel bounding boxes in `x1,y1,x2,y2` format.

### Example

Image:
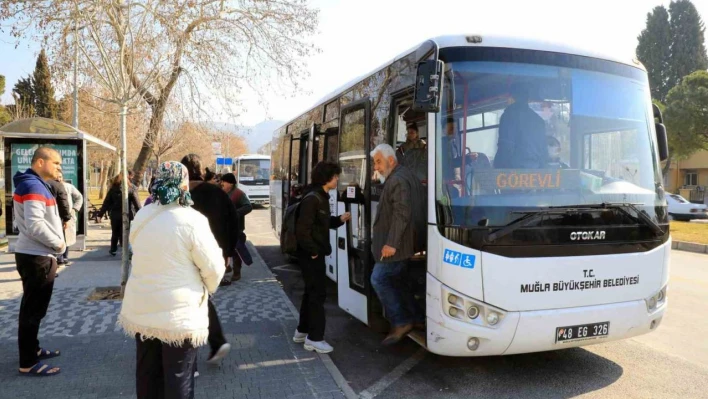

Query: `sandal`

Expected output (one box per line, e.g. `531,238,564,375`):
19,362,61,377
219,278,232,287
37,348,60,360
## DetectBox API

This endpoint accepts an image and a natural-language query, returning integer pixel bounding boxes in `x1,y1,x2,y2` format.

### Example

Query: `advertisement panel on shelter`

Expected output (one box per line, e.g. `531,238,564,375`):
9,143,78,233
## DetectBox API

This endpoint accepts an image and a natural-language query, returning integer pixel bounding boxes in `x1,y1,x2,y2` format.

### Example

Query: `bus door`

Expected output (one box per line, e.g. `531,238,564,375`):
313,125,341,282
284,133,308,209
336,99,372,324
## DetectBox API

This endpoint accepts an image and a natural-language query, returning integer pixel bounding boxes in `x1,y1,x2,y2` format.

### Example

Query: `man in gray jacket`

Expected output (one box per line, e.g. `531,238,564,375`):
13,147,65,376
58,173,83,265
370,143,426,346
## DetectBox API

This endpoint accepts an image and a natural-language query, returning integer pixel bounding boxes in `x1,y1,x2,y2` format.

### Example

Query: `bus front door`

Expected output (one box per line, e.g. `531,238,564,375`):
336,100,372,325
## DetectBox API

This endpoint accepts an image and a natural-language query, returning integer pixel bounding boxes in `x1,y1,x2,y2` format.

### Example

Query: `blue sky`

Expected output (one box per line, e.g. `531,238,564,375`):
2,0,707,126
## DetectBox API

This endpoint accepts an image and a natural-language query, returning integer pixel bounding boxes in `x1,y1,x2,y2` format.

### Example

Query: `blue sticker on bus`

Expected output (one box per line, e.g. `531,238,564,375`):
443,249,462,266
461,254,476,269
443,249,475,269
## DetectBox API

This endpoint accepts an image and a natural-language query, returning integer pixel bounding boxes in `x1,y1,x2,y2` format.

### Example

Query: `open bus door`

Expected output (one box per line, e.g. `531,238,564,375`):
336,99,373,326
312,125,341,282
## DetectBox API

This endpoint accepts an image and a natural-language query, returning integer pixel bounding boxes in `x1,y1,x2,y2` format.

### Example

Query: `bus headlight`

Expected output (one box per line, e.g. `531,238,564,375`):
645,285,668,312
448,294,459,305
441,285,505,328
486,311,500,326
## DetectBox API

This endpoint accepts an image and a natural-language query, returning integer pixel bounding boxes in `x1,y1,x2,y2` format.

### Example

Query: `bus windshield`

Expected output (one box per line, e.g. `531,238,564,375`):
238,159,270,184
435,57,665,229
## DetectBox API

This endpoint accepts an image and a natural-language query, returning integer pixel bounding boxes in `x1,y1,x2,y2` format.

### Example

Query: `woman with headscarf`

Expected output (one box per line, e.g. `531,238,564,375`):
118,161,225,399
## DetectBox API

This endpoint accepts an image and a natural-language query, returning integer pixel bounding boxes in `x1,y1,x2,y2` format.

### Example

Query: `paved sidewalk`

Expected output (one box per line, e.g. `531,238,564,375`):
0,223,346,399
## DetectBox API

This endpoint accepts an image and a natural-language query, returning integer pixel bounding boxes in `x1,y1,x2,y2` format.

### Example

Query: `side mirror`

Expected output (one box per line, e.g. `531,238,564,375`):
652,103,664,124
413,60,443,113
656,123,669,162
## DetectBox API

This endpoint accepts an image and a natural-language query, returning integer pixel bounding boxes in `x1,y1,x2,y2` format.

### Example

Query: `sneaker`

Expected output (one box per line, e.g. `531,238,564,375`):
194,371,199,378
304,338,333,354
292,329,307,343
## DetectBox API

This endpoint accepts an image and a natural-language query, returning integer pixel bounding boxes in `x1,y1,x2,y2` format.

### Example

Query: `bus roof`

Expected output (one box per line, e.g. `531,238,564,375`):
280,34,646,131
235,154,270,160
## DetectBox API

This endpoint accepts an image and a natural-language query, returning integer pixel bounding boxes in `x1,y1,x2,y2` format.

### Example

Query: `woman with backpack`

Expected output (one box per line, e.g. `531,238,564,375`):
290,162,350,354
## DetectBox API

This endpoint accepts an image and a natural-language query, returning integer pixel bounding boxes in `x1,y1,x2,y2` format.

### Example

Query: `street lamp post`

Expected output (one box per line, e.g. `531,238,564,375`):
73,20,80,129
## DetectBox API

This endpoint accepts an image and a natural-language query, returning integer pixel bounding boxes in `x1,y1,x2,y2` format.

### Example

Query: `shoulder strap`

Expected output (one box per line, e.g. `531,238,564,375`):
130,205,170,242
304,190,323,205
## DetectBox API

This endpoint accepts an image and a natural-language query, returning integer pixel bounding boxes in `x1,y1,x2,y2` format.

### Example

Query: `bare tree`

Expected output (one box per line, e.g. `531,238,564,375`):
2,0,318,183
147,124,187,166
2,0,319,292
1,0,174,293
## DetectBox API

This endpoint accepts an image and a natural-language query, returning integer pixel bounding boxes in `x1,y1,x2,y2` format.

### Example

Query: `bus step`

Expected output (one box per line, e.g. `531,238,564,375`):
407,329,427,349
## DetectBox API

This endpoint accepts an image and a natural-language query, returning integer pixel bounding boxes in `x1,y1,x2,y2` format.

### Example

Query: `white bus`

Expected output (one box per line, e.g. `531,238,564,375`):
234,154,271,206
270,35,670,356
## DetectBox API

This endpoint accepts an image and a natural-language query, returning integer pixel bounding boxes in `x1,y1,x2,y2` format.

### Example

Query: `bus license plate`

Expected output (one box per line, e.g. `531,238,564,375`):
555,322,610,343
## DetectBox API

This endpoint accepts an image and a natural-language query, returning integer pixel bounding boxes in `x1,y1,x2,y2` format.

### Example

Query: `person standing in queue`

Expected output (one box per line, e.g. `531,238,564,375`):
218,172,252,284
13,147,65,376
180,154,237,366
292,162,351,354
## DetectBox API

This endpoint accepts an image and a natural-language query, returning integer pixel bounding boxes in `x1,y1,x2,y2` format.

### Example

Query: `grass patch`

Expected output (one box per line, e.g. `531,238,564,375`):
670,221,708,245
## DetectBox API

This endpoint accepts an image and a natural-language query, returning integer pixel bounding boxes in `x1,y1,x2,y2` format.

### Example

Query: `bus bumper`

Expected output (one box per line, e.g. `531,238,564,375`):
425,274,666,357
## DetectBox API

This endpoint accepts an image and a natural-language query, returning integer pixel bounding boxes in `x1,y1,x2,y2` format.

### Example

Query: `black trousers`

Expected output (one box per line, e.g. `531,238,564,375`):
297,254,327,342
207,299,227,354
58,229,69,263
110,216,122,253
16,253,57,368
135,334,197,399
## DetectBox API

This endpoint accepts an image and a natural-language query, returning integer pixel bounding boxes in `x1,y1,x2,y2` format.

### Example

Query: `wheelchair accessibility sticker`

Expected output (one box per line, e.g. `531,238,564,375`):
443,249,475,269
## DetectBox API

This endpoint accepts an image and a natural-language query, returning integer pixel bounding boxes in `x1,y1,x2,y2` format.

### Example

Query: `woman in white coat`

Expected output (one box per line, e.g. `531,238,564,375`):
118,161,225,399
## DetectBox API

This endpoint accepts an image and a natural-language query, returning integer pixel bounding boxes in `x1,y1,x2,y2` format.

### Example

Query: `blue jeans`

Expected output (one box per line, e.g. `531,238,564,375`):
371,261,423,328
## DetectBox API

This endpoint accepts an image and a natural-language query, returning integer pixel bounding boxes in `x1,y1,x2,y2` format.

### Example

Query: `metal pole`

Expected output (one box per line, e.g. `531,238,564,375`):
72,20,79,129
119,104,130,295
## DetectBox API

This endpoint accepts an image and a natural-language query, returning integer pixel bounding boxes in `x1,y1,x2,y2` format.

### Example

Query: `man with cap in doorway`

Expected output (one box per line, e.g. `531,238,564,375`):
219,173,253,284
396,122,426,161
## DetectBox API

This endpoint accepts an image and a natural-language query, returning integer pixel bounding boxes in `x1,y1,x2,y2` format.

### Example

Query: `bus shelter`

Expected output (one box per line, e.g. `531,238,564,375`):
0,117,117,251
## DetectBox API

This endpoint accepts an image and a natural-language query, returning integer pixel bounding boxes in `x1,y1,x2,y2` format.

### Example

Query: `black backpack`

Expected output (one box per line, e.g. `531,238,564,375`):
280,191,321,255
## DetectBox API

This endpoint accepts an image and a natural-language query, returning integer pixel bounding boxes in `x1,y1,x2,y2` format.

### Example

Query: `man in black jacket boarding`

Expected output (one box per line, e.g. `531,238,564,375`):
293,162,350,354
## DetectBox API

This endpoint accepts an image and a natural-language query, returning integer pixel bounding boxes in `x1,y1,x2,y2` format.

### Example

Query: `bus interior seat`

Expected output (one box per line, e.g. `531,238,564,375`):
464,150,492,194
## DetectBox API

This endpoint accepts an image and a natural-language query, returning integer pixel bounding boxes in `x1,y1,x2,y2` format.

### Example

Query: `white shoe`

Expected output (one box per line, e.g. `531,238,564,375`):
194,371,199,378
206,343,231,365
293,329,307,343
304,338,333,354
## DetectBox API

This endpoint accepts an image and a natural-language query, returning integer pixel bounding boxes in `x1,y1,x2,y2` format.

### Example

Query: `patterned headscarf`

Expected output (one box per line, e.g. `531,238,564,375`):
150,161,193,207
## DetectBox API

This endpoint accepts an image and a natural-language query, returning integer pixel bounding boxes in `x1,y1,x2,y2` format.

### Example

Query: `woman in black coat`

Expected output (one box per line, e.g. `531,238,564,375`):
100,173,141,256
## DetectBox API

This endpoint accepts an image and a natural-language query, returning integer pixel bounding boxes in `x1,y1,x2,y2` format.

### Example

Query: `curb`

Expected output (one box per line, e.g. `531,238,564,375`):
246,241,359,399
672,240,708,255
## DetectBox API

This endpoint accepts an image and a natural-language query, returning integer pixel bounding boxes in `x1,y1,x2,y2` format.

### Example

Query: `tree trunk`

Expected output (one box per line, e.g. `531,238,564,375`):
98,160,108,200
119,104,130,296
106,161,116,192
131,95,173,186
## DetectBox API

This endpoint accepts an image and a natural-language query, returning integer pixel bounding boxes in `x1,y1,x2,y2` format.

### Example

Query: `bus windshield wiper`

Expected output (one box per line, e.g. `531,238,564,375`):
574,202,664,237
485,208,569,243
485,203,664,243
